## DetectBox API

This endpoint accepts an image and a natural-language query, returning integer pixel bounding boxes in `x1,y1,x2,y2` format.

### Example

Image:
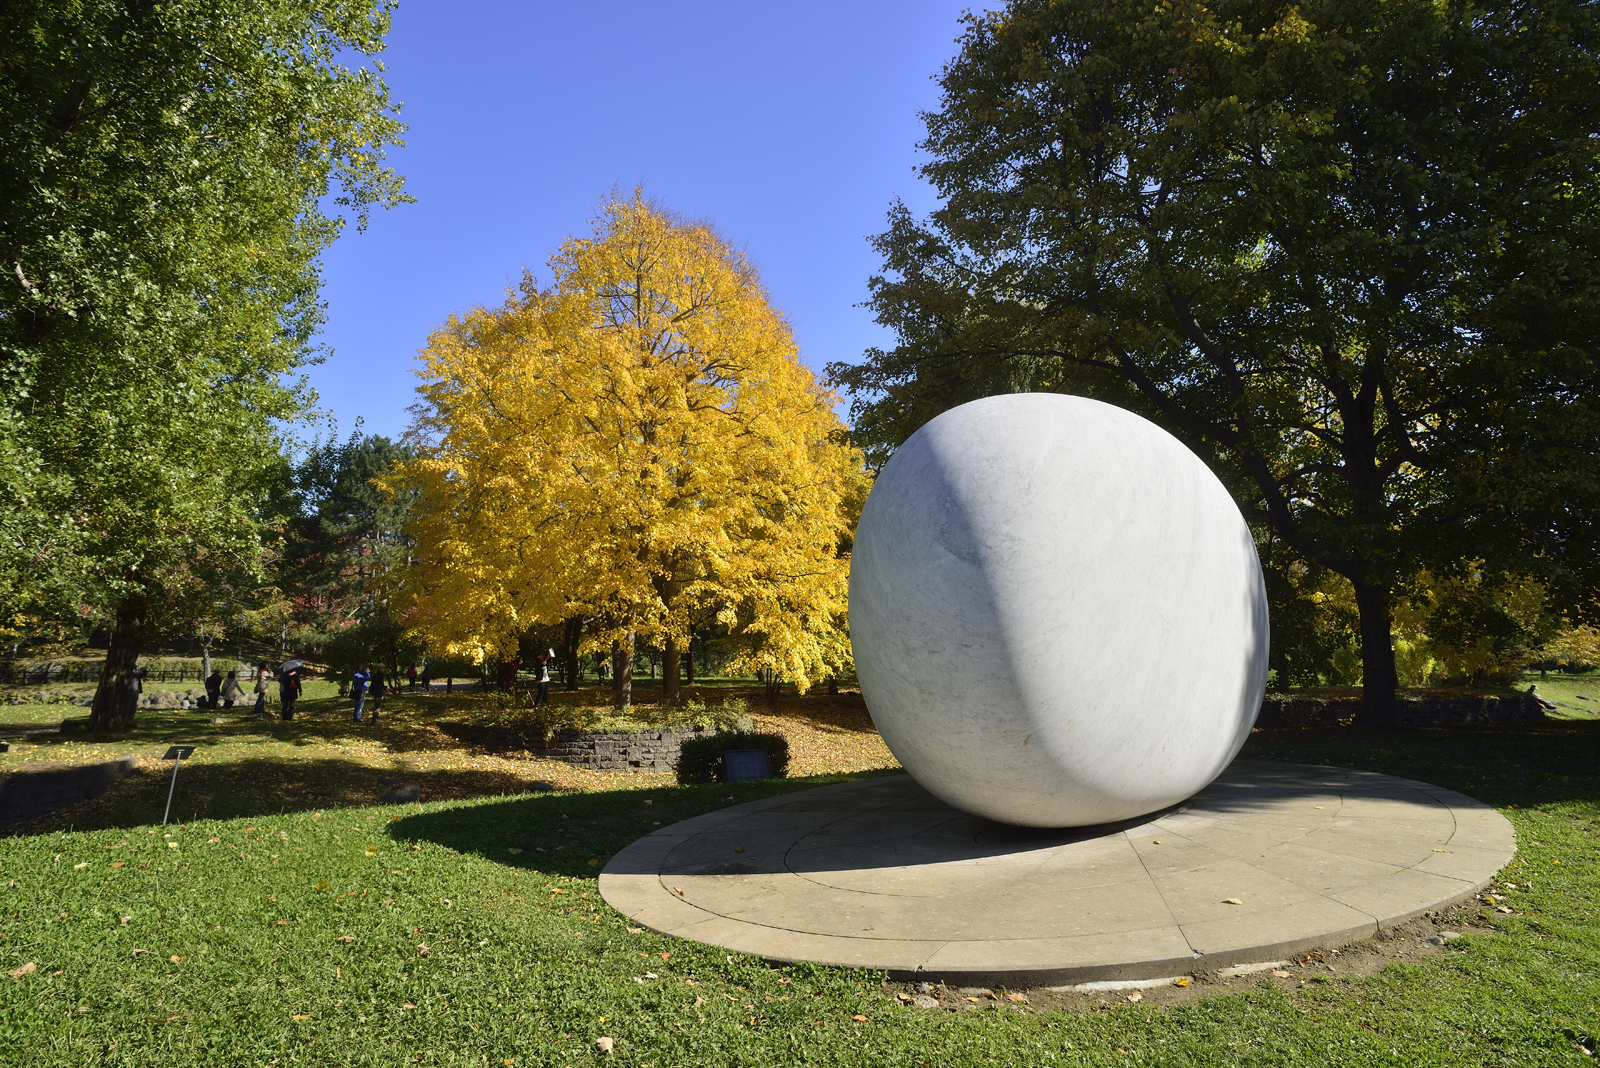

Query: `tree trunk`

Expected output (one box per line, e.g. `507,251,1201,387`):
684,632,694,684
563,616,582,691
764,668,780,707
89,592,146,733
200,642,212,682
828,675,839,695
1353,578,1399,729
663,636,681,704
612,631,634,709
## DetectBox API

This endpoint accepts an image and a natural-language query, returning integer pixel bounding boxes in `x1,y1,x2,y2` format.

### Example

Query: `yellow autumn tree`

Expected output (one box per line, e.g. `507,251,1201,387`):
392,193,868,707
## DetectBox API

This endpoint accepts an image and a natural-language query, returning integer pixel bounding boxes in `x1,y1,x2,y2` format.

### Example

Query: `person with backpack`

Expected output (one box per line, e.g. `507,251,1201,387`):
278,667,301,721
204,668,223,710
253,663,272,717
351,666,371,722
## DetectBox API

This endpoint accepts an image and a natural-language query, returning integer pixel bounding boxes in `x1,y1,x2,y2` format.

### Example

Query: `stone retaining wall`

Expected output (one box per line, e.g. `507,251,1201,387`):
439,723,722,771
543,727,719,771
0,756,137,826
1256,692,1542,729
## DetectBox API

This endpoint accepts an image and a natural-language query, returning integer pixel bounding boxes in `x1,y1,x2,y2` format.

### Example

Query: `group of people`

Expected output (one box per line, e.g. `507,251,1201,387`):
198,664,280,717
185,657,558,724
348,666,390,722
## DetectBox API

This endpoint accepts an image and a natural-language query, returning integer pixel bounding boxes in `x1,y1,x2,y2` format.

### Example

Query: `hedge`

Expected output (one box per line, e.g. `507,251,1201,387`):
675,731,790,784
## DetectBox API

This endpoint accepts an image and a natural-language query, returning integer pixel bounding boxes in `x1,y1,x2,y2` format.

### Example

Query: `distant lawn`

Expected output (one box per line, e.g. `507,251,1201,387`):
2,714,1598,1065
0,685,896,832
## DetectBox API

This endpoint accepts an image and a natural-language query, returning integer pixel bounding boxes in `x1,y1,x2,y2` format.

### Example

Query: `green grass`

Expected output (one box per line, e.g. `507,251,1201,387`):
2,720,1598,1065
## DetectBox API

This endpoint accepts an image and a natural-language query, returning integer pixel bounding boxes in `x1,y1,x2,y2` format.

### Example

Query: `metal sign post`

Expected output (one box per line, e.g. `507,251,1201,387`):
161,746,197,826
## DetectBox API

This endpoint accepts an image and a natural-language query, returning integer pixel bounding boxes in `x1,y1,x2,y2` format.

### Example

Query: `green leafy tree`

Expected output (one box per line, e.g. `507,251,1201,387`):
0,0,410,730
831,0,1600,725
284,428,421,684
288,428,416,642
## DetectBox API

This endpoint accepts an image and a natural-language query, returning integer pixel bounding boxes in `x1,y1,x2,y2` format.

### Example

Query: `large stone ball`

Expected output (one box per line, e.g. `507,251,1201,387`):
850,393,1268,827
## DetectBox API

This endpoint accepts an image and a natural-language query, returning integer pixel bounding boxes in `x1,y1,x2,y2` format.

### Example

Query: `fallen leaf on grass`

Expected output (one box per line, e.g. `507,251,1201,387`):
315,881,330,891
291,1014,311,1021
852,1014,868,1022
417,945,430,956
1496,906,1513,914
508,848,522,855
596,1036,614,1053
1173,977,1190,987
626,927,643,934
693,997,706,1007
1127,991,1143,1003
660,952,671,960
965,997,983,1004
1272,970,1292,978
73,862,87,869
336,935,354,943
1005,993,1028,1003
275,920,290,927
111,862,124,869
10,962,35,978
132,948,147,956
402,1003,416,1010
169,955,180,963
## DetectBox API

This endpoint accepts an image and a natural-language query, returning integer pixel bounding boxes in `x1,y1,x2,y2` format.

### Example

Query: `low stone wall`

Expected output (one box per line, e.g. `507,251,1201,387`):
438,722,721,771
1256,692,1542,729
541,727,719,771
0,756,137,826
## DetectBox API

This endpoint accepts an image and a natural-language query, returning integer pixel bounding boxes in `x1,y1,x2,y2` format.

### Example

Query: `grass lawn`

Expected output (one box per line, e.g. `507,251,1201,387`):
0,683,897,826
2,695,1598,1064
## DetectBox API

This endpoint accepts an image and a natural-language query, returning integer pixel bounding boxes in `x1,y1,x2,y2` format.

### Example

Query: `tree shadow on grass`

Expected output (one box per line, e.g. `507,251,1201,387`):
388,772,905,882
1240,717,1600,812
0,755,561,837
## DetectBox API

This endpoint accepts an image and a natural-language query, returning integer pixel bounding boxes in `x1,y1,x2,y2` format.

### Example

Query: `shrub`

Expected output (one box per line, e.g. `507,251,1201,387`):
657,696,752,732
675,730,789,784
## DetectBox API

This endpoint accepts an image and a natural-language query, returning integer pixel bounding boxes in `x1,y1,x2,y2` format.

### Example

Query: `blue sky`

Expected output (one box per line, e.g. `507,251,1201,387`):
307,1,975,443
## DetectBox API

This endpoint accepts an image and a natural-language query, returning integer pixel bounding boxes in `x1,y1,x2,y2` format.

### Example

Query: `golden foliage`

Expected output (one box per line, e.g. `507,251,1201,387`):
391,193,868,693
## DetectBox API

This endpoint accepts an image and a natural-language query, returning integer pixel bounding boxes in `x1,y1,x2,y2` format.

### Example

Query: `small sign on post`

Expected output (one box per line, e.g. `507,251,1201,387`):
161,746,197,826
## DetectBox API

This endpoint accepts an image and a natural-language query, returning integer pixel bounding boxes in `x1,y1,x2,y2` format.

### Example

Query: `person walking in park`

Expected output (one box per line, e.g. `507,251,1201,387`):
253,663,272,717
220,669,245,708
407,664,417,692
369,666,387,722
351,665,371,722
204,667,223,710
533,649,552,709
125,663,145,724
279,667,301,721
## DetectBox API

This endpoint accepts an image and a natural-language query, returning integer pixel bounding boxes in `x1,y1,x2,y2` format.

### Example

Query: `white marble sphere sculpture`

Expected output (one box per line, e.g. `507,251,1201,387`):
850,393,1269,828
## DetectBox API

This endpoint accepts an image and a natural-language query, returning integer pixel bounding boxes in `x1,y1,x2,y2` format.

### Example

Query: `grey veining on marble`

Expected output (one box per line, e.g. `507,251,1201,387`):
850,393,1269,827
599,765,1515,985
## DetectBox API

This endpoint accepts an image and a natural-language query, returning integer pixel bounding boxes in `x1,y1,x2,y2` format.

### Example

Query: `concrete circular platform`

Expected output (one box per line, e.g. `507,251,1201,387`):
599,761,1515,985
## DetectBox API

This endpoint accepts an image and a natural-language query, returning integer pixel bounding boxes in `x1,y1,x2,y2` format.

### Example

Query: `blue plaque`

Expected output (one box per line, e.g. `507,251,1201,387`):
723,749,769,782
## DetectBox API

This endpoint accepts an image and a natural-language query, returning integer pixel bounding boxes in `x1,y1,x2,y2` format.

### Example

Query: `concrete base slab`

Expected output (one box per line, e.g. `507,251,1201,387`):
599,761,1515,985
